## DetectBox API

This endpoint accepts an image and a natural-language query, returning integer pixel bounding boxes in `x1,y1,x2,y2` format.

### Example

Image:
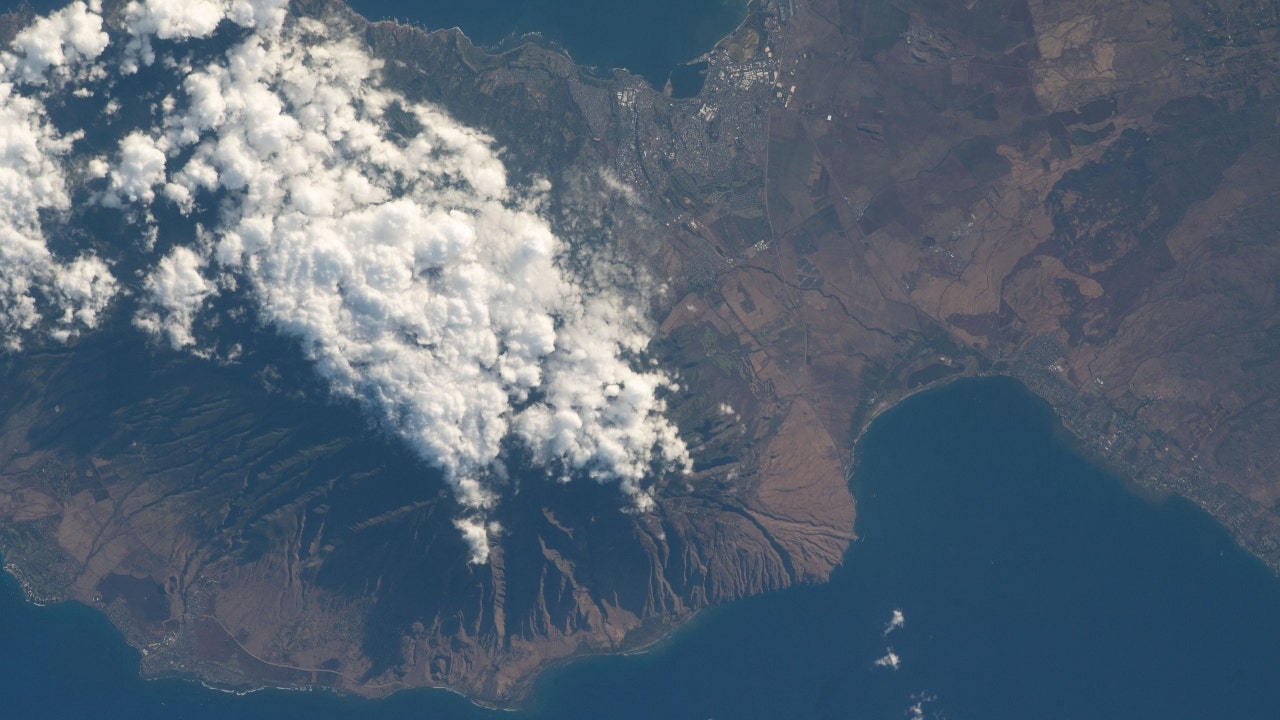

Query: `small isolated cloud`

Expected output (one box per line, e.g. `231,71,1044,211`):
906,691,943,720
874,649,901,670
884,607,905,636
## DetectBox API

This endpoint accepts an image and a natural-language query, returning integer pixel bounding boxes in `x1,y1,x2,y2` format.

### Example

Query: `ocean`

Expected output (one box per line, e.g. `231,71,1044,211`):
344,0,749,93
5,377,1280,718
7,0,748,93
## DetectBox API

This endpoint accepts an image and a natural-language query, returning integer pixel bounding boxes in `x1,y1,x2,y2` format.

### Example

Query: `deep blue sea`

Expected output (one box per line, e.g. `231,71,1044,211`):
10,0,746,94
5,377,1280,719
344,0,748,92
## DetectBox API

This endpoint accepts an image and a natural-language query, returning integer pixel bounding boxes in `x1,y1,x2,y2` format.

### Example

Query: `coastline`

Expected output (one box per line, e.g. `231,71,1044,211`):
1,0,1279,712
7,379,1280,717
0,0,765,710
348,0,751,91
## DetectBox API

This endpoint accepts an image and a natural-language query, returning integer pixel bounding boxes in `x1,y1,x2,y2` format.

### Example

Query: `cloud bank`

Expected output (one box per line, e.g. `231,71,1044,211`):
0,0,689,563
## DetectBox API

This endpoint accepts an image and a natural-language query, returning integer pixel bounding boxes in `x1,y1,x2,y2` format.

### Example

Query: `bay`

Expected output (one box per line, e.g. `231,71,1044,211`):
4,1,1279,717
5,0,749,94
344,0,749,92
5,377,1280,718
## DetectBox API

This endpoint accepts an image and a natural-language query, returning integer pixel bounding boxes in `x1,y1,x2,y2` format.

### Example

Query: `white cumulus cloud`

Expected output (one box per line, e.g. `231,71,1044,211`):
135,245,217,349
0,2,691,563
885,607,905,636
118,0,289,73
108,132,168,205
2,0,109,85
874,649,901,670
0,37,119,348
57,5,691,561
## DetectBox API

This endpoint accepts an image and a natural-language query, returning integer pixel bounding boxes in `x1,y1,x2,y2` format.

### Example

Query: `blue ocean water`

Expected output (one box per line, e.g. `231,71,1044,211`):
4,377,1280,719
344,0,748,91
7,0,746,93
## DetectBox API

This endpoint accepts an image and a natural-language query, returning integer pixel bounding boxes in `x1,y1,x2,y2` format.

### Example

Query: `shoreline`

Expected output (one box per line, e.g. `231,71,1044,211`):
353,0,752,94
7,379,1280,717
2,0,1278,712
5,365,1278,711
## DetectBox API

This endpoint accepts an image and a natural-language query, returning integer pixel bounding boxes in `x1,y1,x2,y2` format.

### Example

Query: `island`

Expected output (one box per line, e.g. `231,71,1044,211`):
1,0,1278,707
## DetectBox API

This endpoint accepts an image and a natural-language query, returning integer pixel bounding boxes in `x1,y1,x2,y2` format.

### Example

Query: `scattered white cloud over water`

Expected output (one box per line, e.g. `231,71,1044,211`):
885,607,905,636
874,648,901,670
871,608,905,670
906,691,944,720
0,0,689,563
